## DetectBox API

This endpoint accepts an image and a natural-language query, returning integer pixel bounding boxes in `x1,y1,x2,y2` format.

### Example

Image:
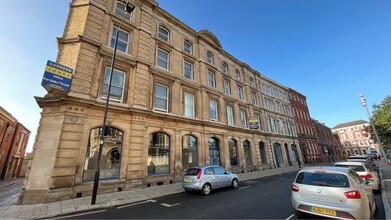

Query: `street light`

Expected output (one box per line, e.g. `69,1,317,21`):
91,2,135,205
359,94,387,164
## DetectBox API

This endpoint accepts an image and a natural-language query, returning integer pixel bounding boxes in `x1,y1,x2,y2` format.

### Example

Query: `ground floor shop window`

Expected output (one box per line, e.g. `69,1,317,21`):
82,127,123,181
182,135,198,170
229,139,238,166
243,140,252,165
148,132,170,175
259,142,268,165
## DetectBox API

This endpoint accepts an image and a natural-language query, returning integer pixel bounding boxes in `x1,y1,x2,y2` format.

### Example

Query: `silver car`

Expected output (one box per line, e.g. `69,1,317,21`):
291,166,376,219
182,165,239,195
334,161,381,193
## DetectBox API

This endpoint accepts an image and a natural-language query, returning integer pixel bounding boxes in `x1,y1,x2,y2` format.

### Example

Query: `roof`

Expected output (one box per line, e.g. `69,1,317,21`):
299,166,350,174
332,120,369,129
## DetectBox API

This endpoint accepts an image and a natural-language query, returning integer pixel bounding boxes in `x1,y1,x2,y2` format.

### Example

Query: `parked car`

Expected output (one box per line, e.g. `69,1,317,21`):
334,161,381,193
291,166,376,219
182,165,239,195
347,158,379,173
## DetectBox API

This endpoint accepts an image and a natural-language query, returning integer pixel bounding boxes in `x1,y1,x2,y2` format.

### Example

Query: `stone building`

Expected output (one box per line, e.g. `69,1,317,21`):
331,120,378,156
288,88,317,164
0,106,31,180
22,0,302,204
312,119,343,163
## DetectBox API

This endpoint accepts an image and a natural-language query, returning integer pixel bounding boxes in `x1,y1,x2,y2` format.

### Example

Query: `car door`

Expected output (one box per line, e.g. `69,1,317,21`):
203,167,218,188
213,166,230,188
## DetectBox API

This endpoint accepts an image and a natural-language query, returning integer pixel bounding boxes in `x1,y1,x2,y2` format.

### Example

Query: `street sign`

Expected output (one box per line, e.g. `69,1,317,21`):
41,60,73,93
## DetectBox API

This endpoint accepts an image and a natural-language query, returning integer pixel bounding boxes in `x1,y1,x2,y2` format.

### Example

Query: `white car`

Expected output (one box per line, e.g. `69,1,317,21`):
292,166,376,219
334,161,381,193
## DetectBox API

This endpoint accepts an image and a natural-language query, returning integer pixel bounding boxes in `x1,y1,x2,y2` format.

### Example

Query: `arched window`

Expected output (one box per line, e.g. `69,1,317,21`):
243,140,252,165
148,132,170,175
182,135,198,170
229,139,238,166
259,142,267,165
82,127,123,181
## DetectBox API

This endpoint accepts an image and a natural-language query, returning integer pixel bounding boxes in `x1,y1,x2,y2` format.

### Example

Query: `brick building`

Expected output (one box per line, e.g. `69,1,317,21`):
0,107,31,180
331,120,377,156
288,89,318,164
312,119,343,162
23,0,303,204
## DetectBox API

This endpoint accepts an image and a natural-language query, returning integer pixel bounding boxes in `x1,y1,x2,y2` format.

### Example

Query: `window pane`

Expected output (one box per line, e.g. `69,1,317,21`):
82,127,123,181
157,49,168,69
148,132,170,175
103,68,125,101
227,106,234,126
184,41,192,54
184,93,194,117
184,62,193,80
243,141,252,165
155,84,168,111
210,100,217,121
115,2,131,20
158,27,169,41
229,139,238,166
182,135,198,169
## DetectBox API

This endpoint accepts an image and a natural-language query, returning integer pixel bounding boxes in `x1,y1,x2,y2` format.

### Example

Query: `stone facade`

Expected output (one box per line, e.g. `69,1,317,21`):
22,0,302,204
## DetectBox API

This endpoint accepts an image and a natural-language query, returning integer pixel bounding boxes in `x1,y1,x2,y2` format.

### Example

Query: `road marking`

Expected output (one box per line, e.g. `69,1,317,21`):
161,203,180,207
147,199,157,203
238,186,252,190
286,214,295,220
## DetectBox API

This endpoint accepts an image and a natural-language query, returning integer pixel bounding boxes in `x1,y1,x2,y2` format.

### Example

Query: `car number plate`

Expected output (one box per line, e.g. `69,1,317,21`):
184,178,192,182
311,206,336,217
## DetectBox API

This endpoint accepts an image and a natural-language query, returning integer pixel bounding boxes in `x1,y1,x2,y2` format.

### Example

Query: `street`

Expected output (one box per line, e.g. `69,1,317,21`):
63,171,385,219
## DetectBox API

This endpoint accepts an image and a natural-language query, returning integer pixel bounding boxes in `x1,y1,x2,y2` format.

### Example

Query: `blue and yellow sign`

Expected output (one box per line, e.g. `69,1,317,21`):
249,117,260,129
41,60,73,93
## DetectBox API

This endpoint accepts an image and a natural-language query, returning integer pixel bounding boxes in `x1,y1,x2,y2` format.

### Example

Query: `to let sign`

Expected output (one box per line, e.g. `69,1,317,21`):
41,60,73,93
249,117,260,129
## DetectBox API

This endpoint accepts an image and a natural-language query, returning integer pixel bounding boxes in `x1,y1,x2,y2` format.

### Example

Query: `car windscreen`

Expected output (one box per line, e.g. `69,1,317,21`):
295,172,350,187
185,168,200,175
334,164,365,172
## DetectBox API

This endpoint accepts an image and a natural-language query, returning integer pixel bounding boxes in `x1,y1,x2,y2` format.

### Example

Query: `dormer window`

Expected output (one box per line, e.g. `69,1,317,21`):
158,26,169,42
207,52,214,64
184,40,192,54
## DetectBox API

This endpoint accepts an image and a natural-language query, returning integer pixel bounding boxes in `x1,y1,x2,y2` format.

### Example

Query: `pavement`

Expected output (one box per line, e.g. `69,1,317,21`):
0,161,390,219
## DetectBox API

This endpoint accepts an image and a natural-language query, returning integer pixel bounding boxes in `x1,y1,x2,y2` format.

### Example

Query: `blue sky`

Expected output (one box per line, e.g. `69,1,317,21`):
1,0,390,152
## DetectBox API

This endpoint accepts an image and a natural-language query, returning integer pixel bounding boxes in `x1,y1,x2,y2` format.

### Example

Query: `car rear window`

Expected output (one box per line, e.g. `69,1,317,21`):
185,168,200,175
295,172,350,187
334,164,365,172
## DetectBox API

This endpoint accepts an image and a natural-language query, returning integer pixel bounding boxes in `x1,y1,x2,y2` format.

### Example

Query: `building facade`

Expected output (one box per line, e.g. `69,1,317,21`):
312,119,343,162
288,88,317,164
22,0,302,204
331,120,378,156
0,107,31,180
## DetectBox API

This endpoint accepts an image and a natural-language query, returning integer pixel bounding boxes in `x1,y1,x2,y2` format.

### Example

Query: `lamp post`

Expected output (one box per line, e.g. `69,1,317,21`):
91,2,135,205
359,94,387,164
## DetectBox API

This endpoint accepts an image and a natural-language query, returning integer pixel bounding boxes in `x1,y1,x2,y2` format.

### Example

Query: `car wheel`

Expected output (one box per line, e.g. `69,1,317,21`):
201,183,211,195
231,178,239,189
295,210,305,219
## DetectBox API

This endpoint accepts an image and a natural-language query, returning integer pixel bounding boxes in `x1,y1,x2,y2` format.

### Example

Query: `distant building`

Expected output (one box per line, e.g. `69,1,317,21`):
312,119,343,162
0,106,31,180
331,120,377,156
